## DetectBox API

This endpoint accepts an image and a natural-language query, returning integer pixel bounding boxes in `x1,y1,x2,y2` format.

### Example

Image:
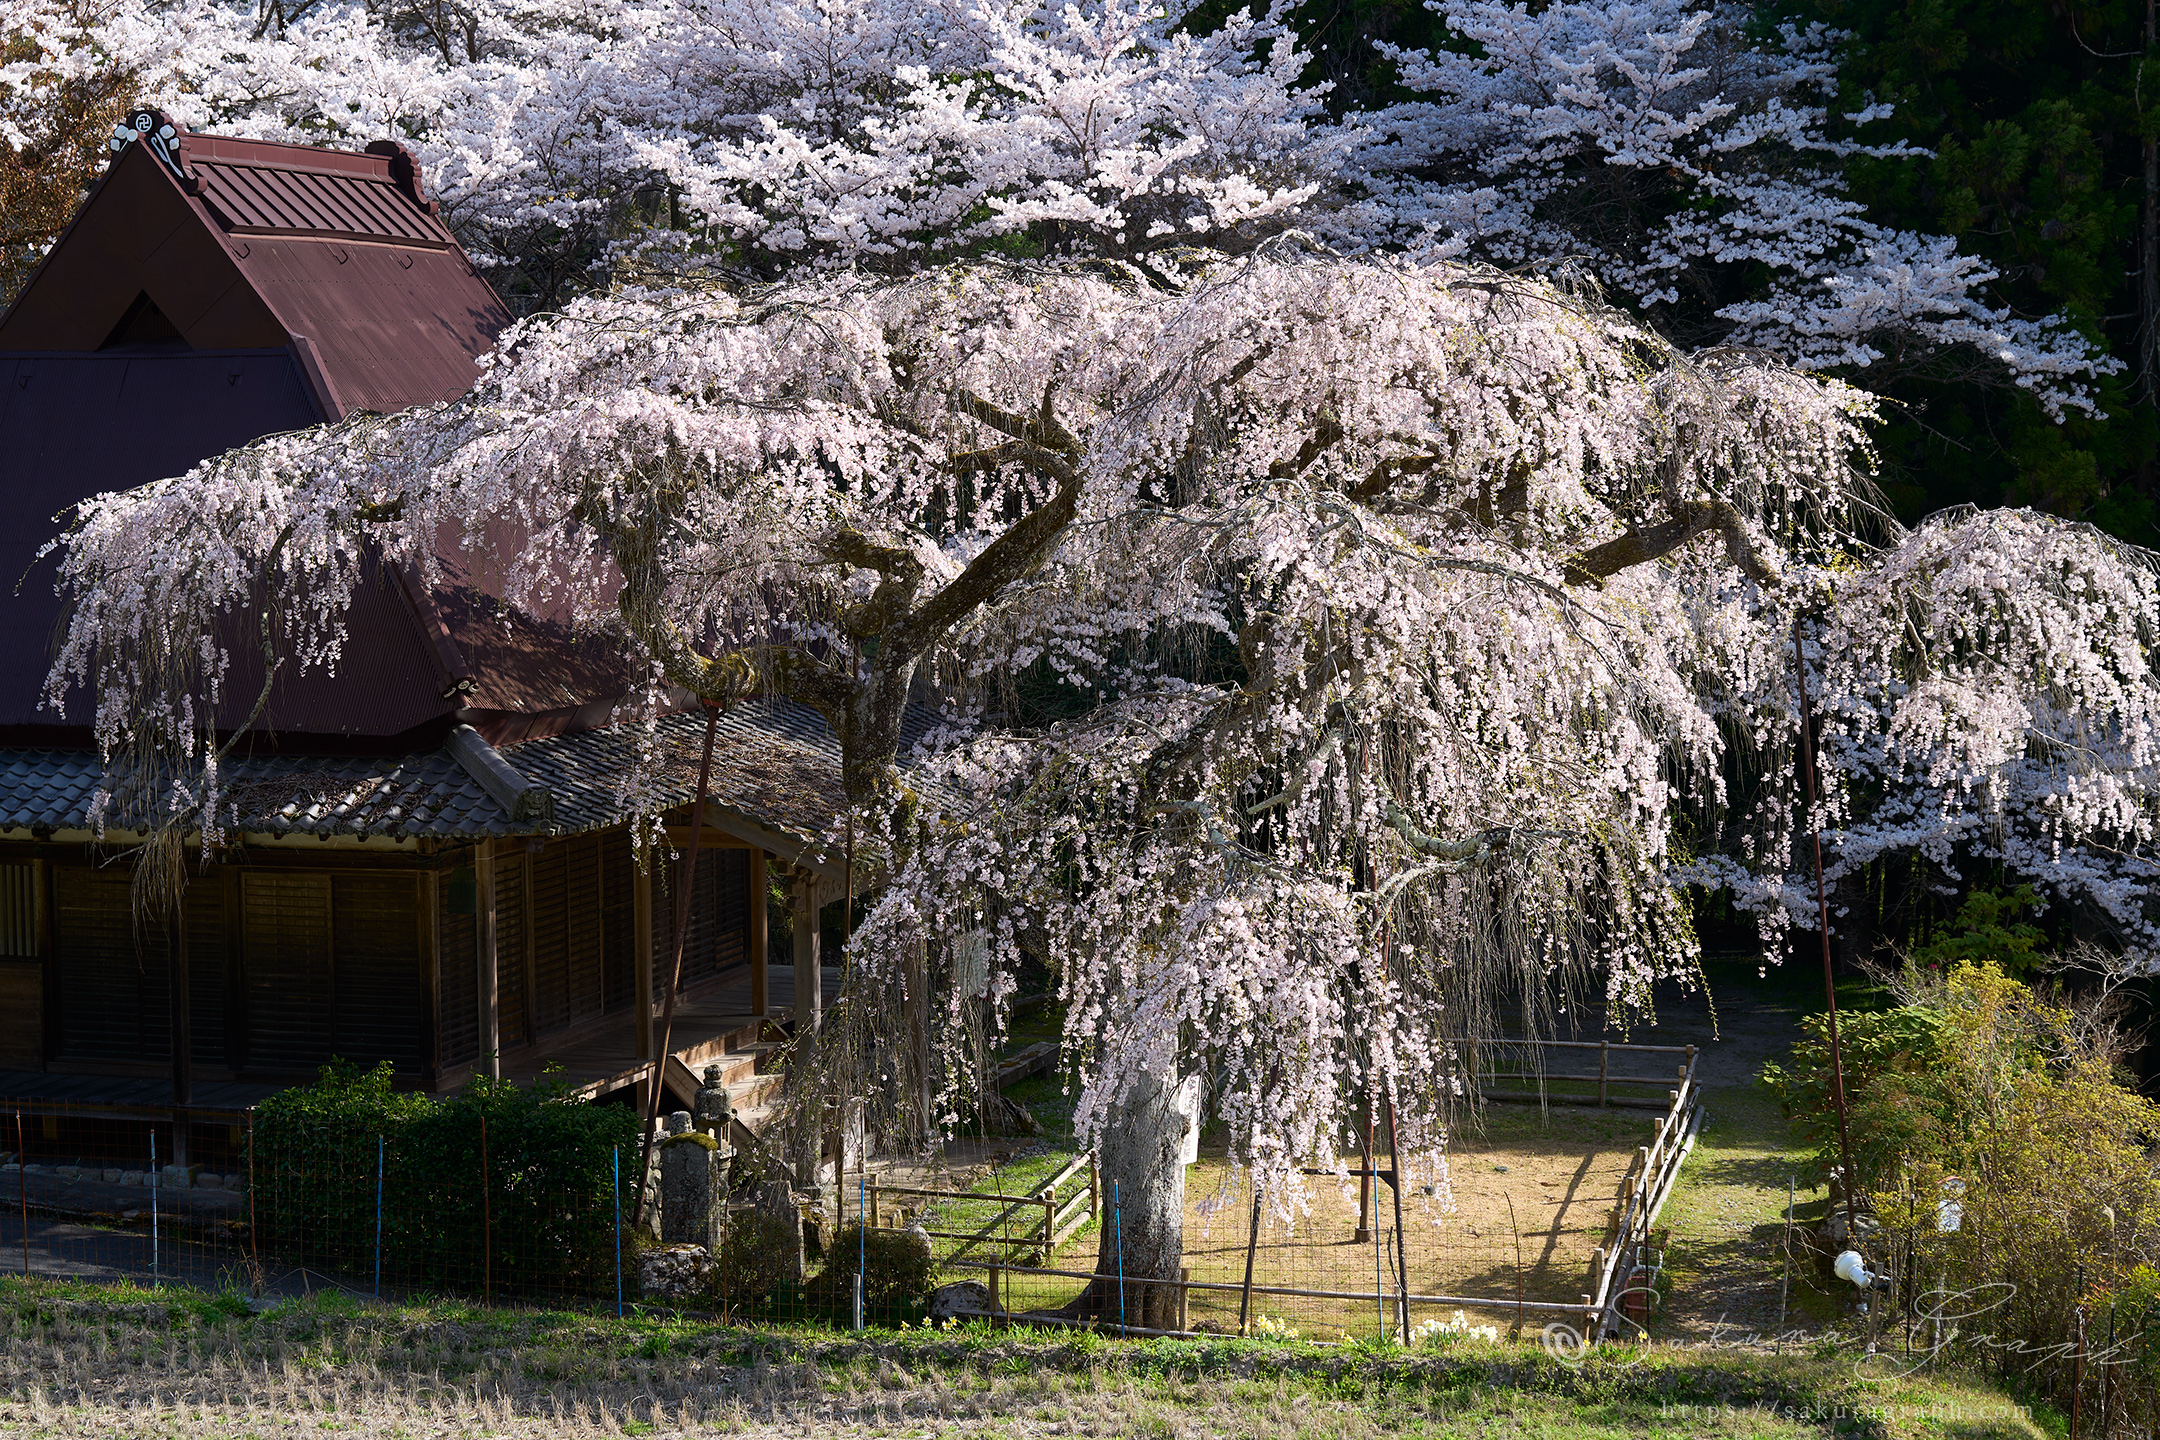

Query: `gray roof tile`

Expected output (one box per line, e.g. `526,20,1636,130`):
0,697,929,844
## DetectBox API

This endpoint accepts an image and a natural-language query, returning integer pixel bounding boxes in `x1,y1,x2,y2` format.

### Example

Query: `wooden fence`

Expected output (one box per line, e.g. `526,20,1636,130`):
1585,1046,1703,1342
854,1038,1704,1346
856,1150,1095,1262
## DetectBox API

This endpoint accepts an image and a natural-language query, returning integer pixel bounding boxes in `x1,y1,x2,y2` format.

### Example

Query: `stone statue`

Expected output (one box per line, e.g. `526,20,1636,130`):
694,1063,734,1141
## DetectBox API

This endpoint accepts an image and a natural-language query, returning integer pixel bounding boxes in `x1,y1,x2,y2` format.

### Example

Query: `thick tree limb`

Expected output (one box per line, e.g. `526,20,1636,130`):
892,469,1082,651
1346,453,1440,504
1564,497,1778,586
889,384,1087,652
1268,413,1344,480
954,385,1079,456
948,438,1076,484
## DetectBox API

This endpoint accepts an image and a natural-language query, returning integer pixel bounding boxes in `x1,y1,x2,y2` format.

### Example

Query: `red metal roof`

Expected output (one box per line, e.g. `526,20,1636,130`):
0,120,634,749
188,147,455,247
0,116,509,419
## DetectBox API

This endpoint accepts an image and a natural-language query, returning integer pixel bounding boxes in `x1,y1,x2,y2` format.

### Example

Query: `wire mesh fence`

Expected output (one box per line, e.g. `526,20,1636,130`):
2,1104,255,1295
1,1040,1703,1344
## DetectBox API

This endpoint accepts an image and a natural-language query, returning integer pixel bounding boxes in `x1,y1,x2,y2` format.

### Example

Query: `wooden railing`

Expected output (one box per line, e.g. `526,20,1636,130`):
1584,1048,1702,1342
852,1150,1096,1261
1441,1037,1699,1110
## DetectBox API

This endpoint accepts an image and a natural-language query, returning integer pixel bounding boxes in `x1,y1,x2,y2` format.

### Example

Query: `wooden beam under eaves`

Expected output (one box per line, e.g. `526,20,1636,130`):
661,826,757,849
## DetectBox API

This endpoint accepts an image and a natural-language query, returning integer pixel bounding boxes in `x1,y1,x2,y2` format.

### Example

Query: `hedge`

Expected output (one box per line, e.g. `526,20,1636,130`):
252,1061,639,1300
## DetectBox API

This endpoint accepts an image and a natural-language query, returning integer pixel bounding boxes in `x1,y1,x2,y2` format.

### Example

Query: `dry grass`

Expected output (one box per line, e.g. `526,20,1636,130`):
0,1281,2061,1440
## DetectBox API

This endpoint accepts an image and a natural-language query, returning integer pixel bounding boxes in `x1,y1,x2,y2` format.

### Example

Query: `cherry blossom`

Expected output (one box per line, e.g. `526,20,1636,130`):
57,250,2160,1318
1343,0,2113,415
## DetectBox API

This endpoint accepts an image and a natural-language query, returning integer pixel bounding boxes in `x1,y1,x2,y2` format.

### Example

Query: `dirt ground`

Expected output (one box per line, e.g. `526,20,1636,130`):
977,1101,1658,1340
888,952,1823,1345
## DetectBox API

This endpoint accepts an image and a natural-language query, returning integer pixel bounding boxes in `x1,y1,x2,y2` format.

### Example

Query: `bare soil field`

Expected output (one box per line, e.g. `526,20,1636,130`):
977,1102,1660,1340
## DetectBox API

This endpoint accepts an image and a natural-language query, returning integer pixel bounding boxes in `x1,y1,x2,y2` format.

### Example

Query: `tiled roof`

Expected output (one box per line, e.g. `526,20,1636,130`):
0,747,508,839
509,701,855,854
0,698,934,846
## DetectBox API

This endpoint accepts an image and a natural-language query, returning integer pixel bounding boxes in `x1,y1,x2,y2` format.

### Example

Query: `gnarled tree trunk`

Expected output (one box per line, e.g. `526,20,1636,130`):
1067,1069,1194,1331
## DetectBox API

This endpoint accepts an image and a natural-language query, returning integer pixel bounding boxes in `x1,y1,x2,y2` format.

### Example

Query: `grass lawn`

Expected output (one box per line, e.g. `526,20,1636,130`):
1636,951,1910,1342
0,1276,2063,1438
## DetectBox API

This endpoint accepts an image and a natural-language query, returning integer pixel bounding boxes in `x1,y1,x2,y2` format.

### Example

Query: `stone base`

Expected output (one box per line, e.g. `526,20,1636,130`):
637,1244,716,1303
928,1280,997,1322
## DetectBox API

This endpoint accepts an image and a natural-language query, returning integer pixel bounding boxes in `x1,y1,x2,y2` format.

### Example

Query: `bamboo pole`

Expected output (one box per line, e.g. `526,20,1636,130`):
1793,615,1861,1234
632,703,721,1229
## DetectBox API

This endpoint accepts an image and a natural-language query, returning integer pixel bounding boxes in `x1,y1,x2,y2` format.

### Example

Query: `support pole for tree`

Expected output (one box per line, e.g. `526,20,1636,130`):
1383,1086,1410,1347
633,702,721,1229
1355,1097,1374,1245
1792,616,1861,1233
1238,1180,1260,1335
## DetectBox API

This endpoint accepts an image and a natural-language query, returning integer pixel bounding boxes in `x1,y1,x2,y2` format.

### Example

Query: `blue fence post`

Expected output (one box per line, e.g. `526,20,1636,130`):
374,1135,384,1300
149,1129,159,1289
1113,1179,1125,1337
612,1147,623,1319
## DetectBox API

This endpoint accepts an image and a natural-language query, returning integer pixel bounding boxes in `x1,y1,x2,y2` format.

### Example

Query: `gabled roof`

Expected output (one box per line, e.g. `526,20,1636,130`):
0,113,637,746
0,111,509,419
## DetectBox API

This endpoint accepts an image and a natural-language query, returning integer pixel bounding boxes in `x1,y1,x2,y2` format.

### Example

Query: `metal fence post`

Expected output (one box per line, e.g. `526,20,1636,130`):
1238,1177,1260,1335
613,1147,623,1319
149,1128,160,1288
373,1135,384,1300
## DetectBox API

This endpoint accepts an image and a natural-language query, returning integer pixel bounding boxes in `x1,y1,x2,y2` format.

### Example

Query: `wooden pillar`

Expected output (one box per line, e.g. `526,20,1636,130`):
32,858,51,1070
477,838,500,1080
423,870,442,1091
168,892,189,1166
519,846,538,1049
168,897,190,1103
790,869,820,1036
634,846,654,1062
748,850,768,1018
220,866,242,1073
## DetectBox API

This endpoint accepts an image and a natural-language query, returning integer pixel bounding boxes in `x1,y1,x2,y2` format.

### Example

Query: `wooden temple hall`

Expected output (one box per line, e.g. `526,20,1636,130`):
0,111,856,1162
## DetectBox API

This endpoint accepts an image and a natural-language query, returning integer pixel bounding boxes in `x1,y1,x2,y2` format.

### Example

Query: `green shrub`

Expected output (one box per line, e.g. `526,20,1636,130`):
805,1223,937,1321
1911,885,2051,980
252,1060,639,1300
710,1208,801,1309
1766,959,2160,1427
1760,1004,1949,1187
